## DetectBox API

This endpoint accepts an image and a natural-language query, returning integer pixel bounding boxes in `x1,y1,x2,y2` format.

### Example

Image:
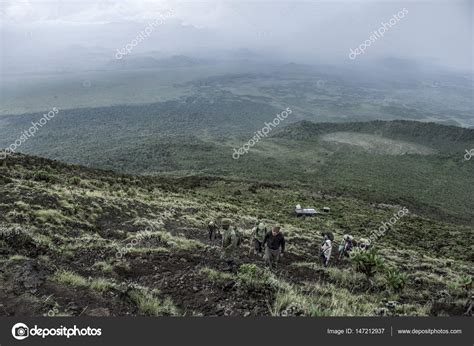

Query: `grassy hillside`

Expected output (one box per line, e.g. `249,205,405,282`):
1,113,473,223
1,153,472,317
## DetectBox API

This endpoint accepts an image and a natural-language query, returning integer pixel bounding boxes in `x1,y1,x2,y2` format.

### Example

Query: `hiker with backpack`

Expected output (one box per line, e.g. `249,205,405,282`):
358,238,371,251
251,222,267,256
263,224,285,270
221,218,241,271
320,232,333,267
337,234,355,262
208,220,219,241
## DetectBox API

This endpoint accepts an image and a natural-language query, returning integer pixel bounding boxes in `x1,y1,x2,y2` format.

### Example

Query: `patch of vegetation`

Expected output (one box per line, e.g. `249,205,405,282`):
92,261,114,273
90,277,117,292
449,274,473,296
236,264,274,292
350,248,385,282
199,267,234,284
128,288,180,316
327,267,366,288
384,268,408,293
53,270,116,293
53,269,88,287
32,209,72,225
33,170,58,183
8,254,28,261
270,288,322,317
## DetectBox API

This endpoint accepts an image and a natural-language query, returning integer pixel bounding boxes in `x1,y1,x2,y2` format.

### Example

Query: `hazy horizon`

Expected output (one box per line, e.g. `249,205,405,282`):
1,0,472,75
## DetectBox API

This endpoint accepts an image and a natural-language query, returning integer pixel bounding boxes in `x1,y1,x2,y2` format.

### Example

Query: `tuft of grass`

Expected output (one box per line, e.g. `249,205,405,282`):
127,246,170,255
270,289,320,317
92,261,114,273
32,233,56,250
53,269,88,287
90,277,116,292
128,289,180,316
33,209,72,225
9,254,28,261
14,201,30,210
236,264,274,291
199,267,234,284
53,270,116,293
327,267,365,288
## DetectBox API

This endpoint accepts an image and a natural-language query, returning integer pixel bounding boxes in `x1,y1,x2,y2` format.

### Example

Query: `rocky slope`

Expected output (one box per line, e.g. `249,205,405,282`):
0,153,472,316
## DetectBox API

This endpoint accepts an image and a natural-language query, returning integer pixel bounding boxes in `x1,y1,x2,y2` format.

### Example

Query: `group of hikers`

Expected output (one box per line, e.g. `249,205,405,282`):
207,219,371,271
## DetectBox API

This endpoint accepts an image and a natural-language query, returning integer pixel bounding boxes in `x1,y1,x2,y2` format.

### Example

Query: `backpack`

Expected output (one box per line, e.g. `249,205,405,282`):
231,229,242,247
255,227,267,240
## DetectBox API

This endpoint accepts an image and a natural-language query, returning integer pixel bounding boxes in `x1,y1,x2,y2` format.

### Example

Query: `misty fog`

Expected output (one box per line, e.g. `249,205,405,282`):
1,0,472,75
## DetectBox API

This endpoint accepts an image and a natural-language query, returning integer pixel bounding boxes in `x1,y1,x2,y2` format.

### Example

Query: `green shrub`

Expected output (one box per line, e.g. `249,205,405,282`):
451,274,473,294
69,176,81,185
33,170,57,183
384,268,408,293
0,175,13,184
350,248,385,281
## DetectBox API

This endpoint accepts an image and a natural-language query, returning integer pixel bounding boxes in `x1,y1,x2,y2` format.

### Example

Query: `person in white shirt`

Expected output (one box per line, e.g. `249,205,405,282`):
320,233,332,267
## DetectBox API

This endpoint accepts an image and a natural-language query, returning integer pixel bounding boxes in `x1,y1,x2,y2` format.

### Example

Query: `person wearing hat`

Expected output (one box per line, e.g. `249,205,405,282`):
263,224,285,270
337,234,354,262
208,220,219,241
358,238,371,251
251,222,267,256
221,218,241,271
320,232,332,267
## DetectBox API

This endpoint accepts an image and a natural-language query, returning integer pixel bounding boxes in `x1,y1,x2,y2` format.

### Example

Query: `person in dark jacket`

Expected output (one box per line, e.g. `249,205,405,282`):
263,224,285,270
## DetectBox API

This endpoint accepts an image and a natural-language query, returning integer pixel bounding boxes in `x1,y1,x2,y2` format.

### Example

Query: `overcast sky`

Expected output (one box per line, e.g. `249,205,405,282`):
1,0,472,73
